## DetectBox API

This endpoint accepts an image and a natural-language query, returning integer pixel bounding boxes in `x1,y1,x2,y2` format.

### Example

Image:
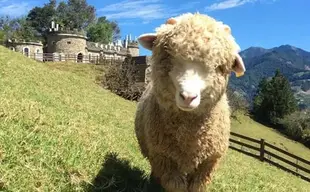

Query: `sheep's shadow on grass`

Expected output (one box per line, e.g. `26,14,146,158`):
84,152,164,192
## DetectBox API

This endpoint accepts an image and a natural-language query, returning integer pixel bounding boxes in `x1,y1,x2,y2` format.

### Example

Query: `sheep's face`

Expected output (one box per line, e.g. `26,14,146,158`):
169,58,207,111
137,13,246,112
168,55,244,111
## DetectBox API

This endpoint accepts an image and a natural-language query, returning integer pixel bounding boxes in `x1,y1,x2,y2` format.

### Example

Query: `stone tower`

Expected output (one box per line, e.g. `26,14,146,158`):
127,41,139,57
123,34,139,57
46,21,87,58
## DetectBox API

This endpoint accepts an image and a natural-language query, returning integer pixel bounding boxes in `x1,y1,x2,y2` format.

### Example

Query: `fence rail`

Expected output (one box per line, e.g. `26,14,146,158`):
229,132,310,183
24,52,124,64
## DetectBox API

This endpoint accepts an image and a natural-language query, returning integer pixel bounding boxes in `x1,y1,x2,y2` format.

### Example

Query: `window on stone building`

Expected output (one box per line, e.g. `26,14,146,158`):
67,41,71,44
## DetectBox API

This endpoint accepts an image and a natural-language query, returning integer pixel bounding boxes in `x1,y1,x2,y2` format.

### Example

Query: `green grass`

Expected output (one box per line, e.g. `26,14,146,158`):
231,113,310,177
0,46,309,191
232,113,310,159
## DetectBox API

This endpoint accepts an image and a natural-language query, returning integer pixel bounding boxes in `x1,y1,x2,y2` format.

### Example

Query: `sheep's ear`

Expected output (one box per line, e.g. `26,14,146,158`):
166,18,177,25
137,33,157,51
223,24,231,34
232,53,246,77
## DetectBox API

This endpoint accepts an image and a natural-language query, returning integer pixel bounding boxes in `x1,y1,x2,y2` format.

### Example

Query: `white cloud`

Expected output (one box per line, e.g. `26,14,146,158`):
0,1,31,17
98,0,200,23
205,0,277,11
206,0,256,11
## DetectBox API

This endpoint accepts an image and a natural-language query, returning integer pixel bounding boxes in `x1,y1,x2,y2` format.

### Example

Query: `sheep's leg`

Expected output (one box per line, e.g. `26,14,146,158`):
187,157,221,192
149,154,188,192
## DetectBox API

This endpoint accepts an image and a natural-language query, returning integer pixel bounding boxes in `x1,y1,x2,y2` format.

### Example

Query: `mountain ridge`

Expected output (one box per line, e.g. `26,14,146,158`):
230,44,310,109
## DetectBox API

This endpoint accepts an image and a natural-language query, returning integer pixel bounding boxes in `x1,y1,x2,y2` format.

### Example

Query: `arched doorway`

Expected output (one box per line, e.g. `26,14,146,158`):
77,53,83,63
23,47,29,57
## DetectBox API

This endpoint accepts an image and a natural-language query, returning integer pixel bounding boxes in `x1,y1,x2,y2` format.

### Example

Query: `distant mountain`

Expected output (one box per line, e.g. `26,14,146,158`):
240,46,270,60
229,45,310,109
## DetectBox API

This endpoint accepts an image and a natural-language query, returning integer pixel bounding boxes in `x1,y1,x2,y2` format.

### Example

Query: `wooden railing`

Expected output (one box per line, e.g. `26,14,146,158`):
229,132,310,182
24,52,124,64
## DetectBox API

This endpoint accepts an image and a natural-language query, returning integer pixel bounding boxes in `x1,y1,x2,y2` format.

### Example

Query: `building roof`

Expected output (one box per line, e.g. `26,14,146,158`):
86,41,128,56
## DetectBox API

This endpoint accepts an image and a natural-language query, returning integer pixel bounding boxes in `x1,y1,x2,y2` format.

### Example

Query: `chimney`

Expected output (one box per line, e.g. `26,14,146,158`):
125,35,128,48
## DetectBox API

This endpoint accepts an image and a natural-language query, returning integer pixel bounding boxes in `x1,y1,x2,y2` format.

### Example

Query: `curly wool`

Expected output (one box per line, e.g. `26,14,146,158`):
135,12,244,192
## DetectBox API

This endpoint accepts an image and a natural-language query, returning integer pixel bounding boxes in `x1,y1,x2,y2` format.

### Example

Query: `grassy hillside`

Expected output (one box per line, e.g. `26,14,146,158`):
0,46,309,191
232,114,310,160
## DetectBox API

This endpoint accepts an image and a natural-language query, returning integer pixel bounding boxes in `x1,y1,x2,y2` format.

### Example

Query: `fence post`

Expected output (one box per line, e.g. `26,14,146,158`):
260,139,265,161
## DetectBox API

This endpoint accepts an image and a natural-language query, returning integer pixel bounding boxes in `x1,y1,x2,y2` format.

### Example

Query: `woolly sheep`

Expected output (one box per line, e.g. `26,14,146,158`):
134,13,246,192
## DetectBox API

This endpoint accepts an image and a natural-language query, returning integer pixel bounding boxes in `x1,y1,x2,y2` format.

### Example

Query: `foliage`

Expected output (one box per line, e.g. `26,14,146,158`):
11,17,38,41
26,0,118,44
0,16,17,40
279,110,310,147
103,55,144,101
55,0,96,30
110,20,121,42
26,0,57,39
227,88,249,118
0,30,4,42
86,17,114,44
0,46,309,191
0,16,38,42
252,69,299,125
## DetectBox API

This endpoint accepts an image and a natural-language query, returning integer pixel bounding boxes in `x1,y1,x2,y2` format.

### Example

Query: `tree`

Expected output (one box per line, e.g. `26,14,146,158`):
252,69,299,125
57,0,96,30
110,21,121,42
12,17,38,41
87,17,114,44
0,16,17,40
26,0,96,40
227,88,249,118
0,16,37,42
26,0,57,38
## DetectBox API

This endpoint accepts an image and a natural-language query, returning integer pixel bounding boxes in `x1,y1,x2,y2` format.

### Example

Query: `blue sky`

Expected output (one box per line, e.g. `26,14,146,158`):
0,0,309,56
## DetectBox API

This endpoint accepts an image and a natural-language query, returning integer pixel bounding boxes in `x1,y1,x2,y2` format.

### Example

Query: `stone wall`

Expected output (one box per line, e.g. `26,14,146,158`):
127,42,139,57
6,41,43,61
144,57,152,85
47,33,87,56
131,55,152,86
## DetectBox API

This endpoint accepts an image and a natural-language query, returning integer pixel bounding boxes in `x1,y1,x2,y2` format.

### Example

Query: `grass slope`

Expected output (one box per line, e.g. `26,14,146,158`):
231,114,310,181
0,46,309,191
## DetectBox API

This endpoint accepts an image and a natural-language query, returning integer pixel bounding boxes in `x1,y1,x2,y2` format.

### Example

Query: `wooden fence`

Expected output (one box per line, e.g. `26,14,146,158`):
26,52,124,64
229,132,310,182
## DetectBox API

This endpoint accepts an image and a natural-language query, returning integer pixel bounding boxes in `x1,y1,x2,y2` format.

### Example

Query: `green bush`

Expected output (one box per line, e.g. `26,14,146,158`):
227,88,249,117
102,55,144,101
280,110,310,147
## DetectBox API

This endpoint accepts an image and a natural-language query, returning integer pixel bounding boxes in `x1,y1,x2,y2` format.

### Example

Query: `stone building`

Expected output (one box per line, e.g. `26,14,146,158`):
5,39,44,61
131,55,152,85
45,21,139,63
4,21,140,63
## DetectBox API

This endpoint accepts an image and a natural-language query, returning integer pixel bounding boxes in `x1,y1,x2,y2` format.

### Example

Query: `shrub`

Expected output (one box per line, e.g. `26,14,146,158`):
227,88,249,118
279,109,310,147
102,55,144,101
